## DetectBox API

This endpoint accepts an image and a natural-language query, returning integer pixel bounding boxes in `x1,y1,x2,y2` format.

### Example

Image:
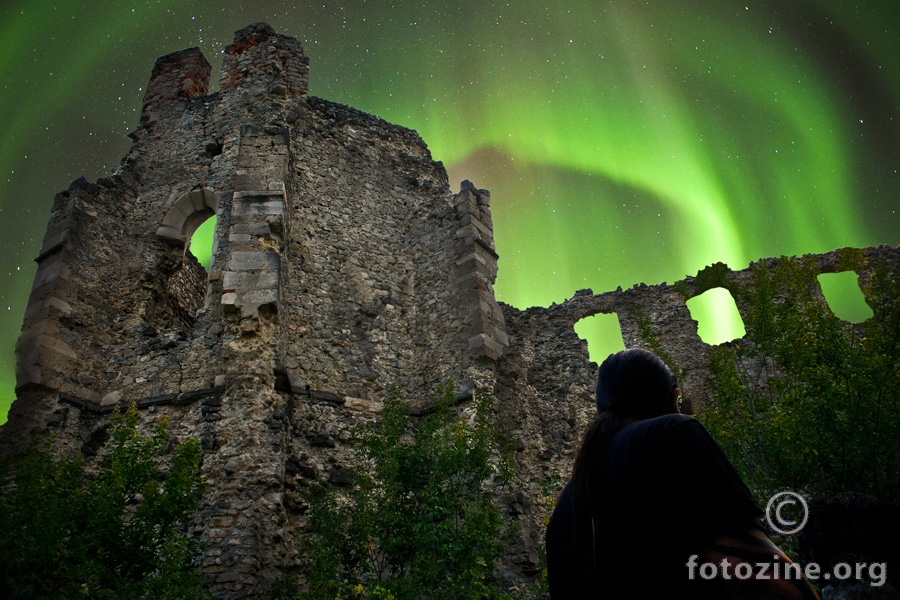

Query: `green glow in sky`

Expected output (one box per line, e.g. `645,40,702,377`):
2,0,899,423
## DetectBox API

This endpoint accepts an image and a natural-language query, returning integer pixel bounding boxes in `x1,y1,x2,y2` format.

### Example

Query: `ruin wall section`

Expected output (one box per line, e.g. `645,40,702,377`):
2,23,508,598
494,244,900,576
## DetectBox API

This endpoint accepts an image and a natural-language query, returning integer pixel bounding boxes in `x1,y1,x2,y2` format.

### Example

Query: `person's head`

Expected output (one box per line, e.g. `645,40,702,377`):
595,348,679,421
567,348,680,585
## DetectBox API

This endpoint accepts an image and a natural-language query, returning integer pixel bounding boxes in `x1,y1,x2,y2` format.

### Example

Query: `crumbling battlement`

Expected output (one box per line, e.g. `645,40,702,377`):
220,22,309,97
3,21,899,599
509,244,900,413
140,47,213,127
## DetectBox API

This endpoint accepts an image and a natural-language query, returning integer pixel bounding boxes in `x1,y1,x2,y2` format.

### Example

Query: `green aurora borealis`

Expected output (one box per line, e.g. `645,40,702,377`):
1,0,899,423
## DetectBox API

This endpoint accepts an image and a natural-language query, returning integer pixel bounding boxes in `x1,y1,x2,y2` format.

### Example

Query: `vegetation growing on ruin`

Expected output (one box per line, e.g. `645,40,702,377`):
296,384,515,600
0,405,206,599
629,307,689,384
700,256,900,503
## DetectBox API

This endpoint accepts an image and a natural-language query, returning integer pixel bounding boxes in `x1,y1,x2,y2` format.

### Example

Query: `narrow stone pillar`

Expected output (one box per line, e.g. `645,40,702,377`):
220,126,289,319
454,180,508,361
15,179,92,394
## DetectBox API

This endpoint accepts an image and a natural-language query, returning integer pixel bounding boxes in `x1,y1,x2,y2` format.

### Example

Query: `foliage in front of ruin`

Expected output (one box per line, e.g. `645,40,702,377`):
297,384,516,600
699,256,900,503
0,404,206,599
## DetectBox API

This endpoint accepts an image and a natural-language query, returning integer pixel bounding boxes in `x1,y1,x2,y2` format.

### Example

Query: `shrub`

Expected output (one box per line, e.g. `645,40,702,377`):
300,384,515,600
0,404,206,599
699,256,900,503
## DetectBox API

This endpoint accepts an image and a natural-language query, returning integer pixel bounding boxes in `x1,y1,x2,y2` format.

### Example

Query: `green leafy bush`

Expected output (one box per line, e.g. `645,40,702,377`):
0,404,206,599
700,255,900,502
299,384,515,600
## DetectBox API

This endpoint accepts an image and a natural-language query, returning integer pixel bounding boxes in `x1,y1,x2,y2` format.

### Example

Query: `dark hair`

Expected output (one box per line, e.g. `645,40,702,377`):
569,348,678,587
594,347,678,419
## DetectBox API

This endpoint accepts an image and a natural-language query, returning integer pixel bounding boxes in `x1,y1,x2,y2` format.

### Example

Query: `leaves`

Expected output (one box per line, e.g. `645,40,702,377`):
300,384,514,600
0,404,206,599
700,256,900,503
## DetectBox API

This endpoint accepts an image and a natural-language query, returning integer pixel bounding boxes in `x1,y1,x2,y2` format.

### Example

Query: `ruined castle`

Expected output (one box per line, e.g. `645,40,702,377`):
3,22,898,598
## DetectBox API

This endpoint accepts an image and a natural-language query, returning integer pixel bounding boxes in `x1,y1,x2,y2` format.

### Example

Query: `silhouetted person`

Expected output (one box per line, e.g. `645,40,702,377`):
545,348,819,599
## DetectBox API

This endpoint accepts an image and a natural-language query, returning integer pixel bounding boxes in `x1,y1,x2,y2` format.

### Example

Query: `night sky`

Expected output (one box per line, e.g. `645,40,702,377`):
1,1,898,423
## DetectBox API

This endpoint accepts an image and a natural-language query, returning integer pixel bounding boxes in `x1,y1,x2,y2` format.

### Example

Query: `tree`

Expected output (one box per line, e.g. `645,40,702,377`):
0,404,206,599
299,384,515,600
700,254,900,503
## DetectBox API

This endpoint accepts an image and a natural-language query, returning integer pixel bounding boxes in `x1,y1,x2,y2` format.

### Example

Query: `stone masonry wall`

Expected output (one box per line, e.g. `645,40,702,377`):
1,22,512,598
3,20,899,599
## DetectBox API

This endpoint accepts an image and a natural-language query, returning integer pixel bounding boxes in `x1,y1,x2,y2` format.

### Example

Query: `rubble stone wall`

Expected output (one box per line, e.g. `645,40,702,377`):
2,22,512,598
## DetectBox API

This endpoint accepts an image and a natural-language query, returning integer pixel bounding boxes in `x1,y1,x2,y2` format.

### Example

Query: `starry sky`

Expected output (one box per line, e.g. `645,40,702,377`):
1,0,898,423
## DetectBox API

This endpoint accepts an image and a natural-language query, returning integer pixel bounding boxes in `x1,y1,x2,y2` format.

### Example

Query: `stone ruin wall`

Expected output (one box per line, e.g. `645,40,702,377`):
3,21,899,598
2,23,510,597
491,243,900,581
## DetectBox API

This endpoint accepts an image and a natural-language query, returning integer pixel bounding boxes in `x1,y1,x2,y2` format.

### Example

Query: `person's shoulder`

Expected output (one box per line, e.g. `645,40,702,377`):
609,413,692,452
619,413,714,450
629,412,700,435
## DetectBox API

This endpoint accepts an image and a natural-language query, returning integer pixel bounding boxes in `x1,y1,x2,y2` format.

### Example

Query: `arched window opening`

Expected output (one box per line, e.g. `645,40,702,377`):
156,188,217,262
153,188,219,332
817,271,873,323
686,287,746,345
188,215,217,270
574,313,626,365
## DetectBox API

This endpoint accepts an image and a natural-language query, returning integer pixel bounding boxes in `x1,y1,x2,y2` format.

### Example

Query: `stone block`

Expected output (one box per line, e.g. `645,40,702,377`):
189,188,213,211
161,202,191,229
15,363,41,389
232,190,283,201
454,189,478,214
254,271,279,290
232,224,271,236
36,231,68,261
241,288,278,306
455,251,486,268
455,223,483,243
493,326,509,347
35,334,78,360
229,251,278,271
459,213,493,238
21,318,59,341
156,225,184,244
43,297,72,315
222,271,247,290
467,333,504,361
240,200,284,218
469,300,493,317
221,291,238,306
70,385,100,403
456,271,489,288
101,391,122,406
344,397,384,413
32,263,70,291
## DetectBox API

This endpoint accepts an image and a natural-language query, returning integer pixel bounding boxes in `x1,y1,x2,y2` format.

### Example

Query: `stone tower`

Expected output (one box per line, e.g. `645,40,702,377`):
1,23,527,597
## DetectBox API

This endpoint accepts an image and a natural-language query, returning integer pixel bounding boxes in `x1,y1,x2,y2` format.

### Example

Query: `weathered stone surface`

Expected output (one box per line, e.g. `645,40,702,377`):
2,21,899,599
0,22,509,599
